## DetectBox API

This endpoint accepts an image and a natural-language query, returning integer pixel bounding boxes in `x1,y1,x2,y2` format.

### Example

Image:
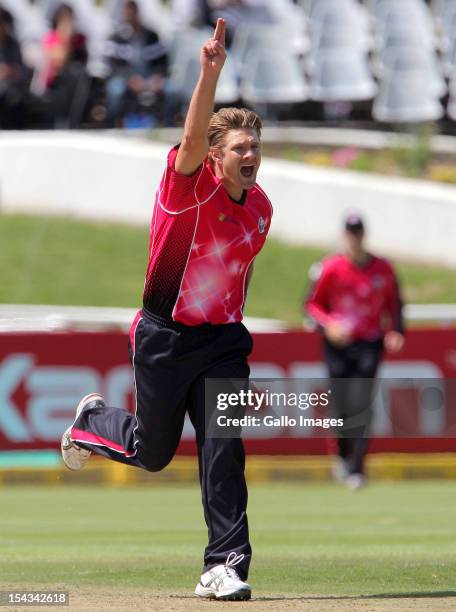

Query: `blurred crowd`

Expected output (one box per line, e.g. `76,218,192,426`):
0,0,300,129
1,0,454,130
0,0,164,128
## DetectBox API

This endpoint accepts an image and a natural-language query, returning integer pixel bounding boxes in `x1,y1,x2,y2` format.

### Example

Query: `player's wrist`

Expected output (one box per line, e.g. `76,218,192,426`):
200,65,223,80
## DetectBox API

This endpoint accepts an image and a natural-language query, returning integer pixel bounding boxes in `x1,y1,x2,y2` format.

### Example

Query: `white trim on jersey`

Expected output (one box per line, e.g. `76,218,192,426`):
150,189,159,258
254,183,274,218
157,162,221,216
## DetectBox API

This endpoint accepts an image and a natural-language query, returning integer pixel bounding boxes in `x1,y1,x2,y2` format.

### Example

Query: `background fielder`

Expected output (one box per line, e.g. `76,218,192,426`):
305,215,404,489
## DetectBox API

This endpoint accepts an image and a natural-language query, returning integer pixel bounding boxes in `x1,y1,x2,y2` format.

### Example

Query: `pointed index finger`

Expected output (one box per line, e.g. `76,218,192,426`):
213,18,226,46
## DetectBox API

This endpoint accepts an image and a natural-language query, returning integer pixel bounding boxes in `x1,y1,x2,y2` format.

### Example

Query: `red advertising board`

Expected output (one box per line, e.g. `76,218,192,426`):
1,329,456,454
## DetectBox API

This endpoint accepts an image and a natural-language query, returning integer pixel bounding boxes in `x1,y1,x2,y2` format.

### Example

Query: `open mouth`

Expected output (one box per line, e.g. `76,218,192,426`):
240,165,255,178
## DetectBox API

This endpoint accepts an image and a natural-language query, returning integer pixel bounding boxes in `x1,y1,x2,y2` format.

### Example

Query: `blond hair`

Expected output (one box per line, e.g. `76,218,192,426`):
208,107,262,151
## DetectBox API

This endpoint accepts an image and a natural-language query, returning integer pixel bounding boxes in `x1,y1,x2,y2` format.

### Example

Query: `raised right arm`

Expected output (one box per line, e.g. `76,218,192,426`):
175,18,227,176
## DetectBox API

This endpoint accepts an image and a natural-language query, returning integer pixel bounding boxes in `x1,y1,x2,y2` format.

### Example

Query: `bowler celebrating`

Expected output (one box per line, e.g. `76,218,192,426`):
61,19,272,601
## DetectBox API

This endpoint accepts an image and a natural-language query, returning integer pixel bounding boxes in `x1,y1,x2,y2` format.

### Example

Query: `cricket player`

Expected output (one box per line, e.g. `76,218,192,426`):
61,19,272,601
305,215,404,489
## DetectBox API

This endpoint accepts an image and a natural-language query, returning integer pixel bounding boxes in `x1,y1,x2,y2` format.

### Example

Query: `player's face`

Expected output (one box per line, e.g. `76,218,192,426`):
218,129,262,192
344,230,365,253
124,3,139,26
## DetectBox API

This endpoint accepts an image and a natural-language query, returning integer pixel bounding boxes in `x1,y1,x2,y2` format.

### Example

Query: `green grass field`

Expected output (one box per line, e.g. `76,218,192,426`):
1,214,456,326
1,482,456,607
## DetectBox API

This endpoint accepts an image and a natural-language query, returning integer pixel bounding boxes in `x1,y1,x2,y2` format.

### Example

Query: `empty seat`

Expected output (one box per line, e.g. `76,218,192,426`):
378,13,435,39
377,47,447,97
311,23,372,53
240,47,308,104
441,8,456,40
310,0,370,36
308,50,377,102
266,0,310,55
376,25,437,52
308,26,372,75
305,0,358,14
231,24,303,74
373,70,445,122
442,37,456,75
309,0,364,20
0,0,47,42
373,0,430,23
374,3,436,51
430,0,452,16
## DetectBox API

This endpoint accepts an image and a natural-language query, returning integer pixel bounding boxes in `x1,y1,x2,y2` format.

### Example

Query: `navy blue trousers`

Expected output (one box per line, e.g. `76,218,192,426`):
324,339,383,475
72,309,253,578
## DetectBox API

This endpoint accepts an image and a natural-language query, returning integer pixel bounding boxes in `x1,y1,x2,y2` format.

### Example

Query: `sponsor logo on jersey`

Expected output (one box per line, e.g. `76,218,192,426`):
373,275,386,289
258,217,266,234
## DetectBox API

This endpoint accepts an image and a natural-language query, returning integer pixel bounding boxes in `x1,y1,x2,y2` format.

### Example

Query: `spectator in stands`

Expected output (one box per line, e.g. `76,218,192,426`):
38,3,88,126
0,7,28,128
104,0,168,127
305,215,405,490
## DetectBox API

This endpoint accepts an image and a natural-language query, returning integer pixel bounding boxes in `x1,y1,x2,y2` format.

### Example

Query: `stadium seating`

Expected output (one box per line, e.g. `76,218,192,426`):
372,69,445,122
240,47,308,106
266,0,310,55
106,0,173,41
375,47,447,98
1,0,456,126
231,24,305,74
308,50,377,102
0,0,47,42
443,37,456,75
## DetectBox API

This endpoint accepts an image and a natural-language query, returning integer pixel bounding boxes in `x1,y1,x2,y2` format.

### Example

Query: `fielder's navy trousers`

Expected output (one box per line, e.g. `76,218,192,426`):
324,338,383,475
71,308,253,578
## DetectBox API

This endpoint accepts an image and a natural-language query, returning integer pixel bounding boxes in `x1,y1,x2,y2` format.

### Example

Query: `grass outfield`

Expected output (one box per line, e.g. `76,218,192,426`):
1,482,456,609
1,214,456,325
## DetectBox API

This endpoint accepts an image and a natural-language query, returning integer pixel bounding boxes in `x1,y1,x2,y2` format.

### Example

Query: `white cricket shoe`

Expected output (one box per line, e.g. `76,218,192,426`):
194,552,251,601
61,393,105,471
345,473,367,490
332,457,349,483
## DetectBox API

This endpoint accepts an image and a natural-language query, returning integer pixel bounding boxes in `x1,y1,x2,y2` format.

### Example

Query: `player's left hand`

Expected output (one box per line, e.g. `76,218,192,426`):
384,331,404,354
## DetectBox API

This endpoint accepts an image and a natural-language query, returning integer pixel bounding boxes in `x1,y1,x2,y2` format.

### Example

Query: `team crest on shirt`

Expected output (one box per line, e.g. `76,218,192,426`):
258,216,266,234
373,275,386,289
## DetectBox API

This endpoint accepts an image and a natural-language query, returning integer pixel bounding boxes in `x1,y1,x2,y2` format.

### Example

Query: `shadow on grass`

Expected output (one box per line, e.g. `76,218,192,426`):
254,591,456,602
172,591,456,601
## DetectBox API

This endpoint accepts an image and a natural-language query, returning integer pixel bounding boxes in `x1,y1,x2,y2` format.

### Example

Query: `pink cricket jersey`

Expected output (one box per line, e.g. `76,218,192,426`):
142,146,273,326
306,253,403,342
